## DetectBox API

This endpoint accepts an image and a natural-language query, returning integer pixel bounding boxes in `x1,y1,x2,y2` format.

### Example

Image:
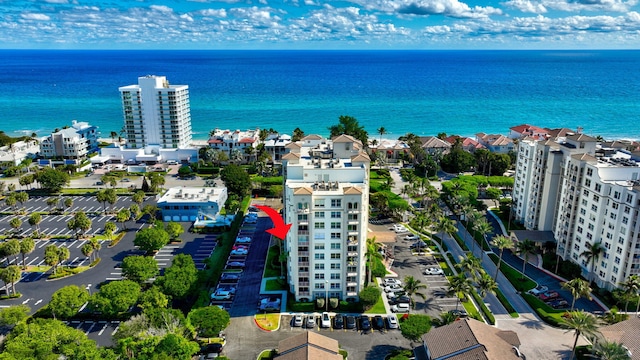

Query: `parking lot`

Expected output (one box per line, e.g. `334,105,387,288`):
66,320,120,347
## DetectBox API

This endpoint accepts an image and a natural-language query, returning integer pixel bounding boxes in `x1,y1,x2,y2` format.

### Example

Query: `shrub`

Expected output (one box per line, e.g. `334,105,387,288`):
316,298,325,310
329,298,339,309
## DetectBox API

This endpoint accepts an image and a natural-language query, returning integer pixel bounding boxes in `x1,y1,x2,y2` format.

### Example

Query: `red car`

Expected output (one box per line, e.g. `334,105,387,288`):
539,291,560,301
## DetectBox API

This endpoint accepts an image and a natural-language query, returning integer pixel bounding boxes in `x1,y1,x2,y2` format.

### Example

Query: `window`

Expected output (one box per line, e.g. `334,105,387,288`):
330,263,341,270
330,222,341,229
348,214,358,220
330,211,341,218
315,263,325,270
315,199,325,208
315,211,325,218
298,214,308,221
583,189,589,196
585,179,591,187
348,202,359,209
330,253,341,259
314,254,325,260
612,203,619,210
582,199,588,206
315,273,325,280
330,232,341,239
593,195,599,202
591,204,598,212
587,168,593,176
595,184,602,192
614,191,621,200
330,243,341,249
315,283,325,289
588,223,594,231
627,194,634,203
314,222,325,229
331,199,341,207
314,244,325,250
330,283,340,289
578,217,585,224
330,273,340,279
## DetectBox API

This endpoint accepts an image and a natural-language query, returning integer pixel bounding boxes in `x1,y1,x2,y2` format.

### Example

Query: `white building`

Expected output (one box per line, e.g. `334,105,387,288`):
207,128,260,162
513,133,640,290
120,75,192,149
263,133,292,163
0,140,39,169
282,134,371,302
39,120,99,160
157,186,228,222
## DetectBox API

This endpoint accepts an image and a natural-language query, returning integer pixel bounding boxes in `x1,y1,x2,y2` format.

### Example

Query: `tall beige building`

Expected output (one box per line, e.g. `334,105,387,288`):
282,134,370,301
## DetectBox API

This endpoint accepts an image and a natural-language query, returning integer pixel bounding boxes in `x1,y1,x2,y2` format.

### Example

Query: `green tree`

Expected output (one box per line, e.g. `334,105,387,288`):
448,273,472,311
28,212,42,234
487,152,512,176
57,246,70,269
67,211,92,238
14,191,28,208
516,239,537,278
327,115,368,147
434,215,456,245
359,286,382,310
97,189,117,213
403,276,428,309
63,197,73,211
4,239,20,265
81,243,94,262
46,197,58,211
5,193,16,211
476,272,498,298
560,311,601,360
456,255,482,283
19,238,35,270
491,235,514,280
9,217,22,233
154,333,200,360
44,244,61,273
220,164,252,196
440,138,476,174
165,221,184,241
122,255,159,283
159,254,198,299
104,221,117,241
2,318,117,359
138,286,169,310
36,168,70,192
562,278,592,312
117,208,131,230
187,306,231,337
134,227,170,254
432,311,458,327
292,127,305,141
472,217,493,253
581,241,604,284
89,280,141,317
399,314,432,341
49,285,90,320
620,275,640,313
0,265,20,296
592,339,632,360
142,204,159,223
90,238,101,260
377,126,387,144
132,190,145,205
486,187,502,207
0,304,30,326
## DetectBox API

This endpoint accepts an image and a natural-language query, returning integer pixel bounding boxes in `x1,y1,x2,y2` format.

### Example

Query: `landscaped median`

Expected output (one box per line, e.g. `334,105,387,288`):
254,313,280,331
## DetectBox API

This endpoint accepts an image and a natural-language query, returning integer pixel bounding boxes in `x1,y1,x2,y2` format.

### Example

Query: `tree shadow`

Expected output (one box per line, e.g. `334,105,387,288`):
365,344,409,360
519,318,545,330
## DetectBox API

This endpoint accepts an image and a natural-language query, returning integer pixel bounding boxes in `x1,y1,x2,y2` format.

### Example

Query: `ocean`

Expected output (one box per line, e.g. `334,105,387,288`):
1,50,639,141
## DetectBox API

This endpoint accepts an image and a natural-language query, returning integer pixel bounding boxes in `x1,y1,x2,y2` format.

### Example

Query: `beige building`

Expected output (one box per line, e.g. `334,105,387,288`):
275,331,342,360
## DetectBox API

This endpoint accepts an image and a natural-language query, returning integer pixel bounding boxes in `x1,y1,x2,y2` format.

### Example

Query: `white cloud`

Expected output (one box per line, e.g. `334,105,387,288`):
504,0,637,13
346,0,502,19
21,13,51,21
149,5,173,13
199,8,228,17
503,0,548,13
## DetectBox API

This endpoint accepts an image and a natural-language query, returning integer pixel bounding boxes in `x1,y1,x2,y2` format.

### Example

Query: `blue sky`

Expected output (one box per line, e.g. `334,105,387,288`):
2,0,640,49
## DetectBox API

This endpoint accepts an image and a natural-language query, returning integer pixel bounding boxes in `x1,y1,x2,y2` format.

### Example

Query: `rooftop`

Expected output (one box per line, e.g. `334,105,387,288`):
157,187,226,204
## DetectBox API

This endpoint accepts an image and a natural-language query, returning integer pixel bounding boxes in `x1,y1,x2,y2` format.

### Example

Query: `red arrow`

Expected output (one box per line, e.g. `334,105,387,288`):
254,205,292,240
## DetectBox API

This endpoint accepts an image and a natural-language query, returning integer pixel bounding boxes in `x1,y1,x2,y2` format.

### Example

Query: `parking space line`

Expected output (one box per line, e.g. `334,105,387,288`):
26,256,39,266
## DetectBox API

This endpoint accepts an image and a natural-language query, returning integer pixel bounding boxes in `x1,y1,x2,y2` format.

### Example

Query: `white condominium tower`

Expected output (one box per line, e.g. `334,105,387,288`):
282,134,371,302
513,133,640,290
119,75,192,149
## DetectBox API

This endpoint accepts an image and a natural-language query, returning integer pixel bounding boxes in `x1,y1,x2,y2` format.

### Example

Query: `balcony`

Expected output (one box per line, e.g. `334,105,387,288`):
299,271,309,277
347,272,357,277
298,281,309,287
299,291,310,296
347,252,358,257
347,282,357,287
297,230,309,236
298,261,309,266
298,251,309,257
346,292,357,297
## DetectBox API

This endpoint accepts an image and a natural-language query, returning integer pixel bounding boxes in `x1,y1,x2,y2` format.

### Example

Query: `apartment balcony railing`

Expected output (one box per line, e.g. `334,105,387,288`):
298,261,309,266
298,251,309,257
298,281,309,287
299,291,310,296
298,230,309,235
346,292,357,297
347,252,358,257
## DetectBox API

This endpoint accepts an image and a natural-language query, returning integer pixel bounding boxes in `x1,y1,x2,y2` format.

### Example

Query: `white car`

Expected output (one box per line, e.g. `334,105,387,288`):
404,234,420,241
293,314,303,327
391,303,410,313
385,284,405,293
527,285,549,296
321,312,331,328
424,267,444,275
382,278,402,287
387,314,399,329
230,248,248,255
236,236,252,243
211,290,233,301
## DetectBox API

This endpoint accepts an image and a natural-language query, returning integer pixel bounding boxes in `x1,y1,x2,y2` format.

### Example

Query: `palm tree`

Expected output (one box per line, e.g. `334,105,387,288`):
619,275,640,313
473,218,493,254
516,239,536,279
377,126,387,144
491,235,514,281
562,278,592,311
456,255,482,282
19,238,35,270
448,273,472,311
434,215,456,245
581,241,604,285
403,275,428,309
476,272,498,299
433,312,459,326
560,311,600,360
592,340,631,360
365,237,382,283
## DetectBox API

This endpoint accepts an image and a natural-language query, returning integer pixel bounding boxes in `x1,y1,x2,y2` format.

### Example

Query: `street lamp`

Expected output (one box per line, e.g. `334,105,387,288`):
86,284,92,296
325,280,329,311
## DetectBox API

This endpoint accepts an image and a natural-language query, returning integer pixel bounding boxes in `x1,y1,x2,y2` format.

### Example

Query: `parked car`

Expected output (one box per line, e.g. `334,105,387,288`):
382,278,402,287
230,248,248,255
235,236,252,243
359,315,372,331
200,343,223,355
385,284,404,293
387,314,399,329
539,291,560,301
404,234,420,241
388,295,411,305
220,272,241,281
391,303,410,313
449,309,468,318
548,298,569,309
345,315,357,329
527,285,549,296
226,261,245,268
248,206,259,212
258,297,281,312
321,312,331,328
293,314,303,327
333,314,344,329
373,315,385,330
211,290,233,301
410,241,428,249
306,314,317,328
424,267,444,275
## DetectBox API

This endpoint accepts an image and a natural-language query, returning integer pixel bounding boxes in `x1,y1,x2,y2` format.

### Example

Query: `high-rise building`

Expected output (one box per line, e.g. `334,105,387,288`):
119,75,192,149
282,134,371,302
513,132,640,290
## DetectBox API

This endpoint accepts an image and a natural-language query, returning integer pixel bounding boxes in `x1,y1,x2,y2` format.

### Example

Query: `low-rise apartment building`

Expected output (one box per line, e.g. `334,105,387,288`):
39,120,99,160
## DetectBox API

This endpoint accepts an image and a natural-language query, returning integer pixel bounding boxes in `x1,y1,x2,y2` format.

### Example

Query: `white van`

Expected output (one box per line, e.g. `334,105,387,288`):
391,303,410,313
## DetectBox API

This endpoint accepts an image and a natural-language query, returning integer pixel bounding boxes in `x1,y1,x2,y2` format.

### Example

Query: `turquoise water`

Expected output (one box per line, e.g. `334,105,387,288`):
1,50,639,140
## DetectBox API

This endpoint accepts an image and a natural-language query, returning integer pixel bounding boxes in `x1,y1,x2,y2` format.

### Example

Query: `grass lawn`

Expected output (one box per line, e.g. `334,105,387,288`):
364,293,386,314
264,245,281,278
489,253,536,292
255,313,280,331
258,349,276,360
265,279,287,291
24,265,51,273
